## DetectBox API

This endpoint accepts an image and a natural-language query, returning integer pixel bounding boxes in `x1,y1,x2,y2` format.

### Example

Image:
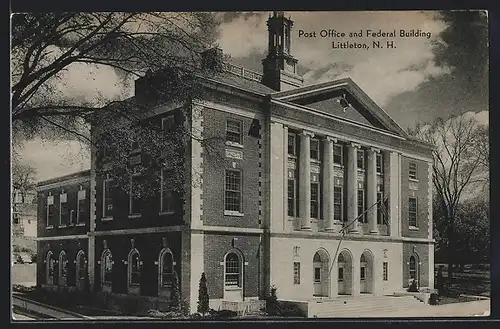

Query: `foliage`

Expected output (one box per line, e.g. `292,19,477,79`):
408,114,488,280
197,272,209,315
12,159,37,203
170,270,181,312
407,279,419,292
265,285,281,316
429,293,440,305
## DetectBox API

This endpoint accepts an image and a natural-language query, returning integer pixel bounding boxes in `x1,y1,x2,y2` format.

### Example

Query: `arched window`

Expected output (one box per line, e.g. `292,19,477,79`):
409,256,416,280
313,252,322,262
101,249,113,284
128,249,141,286
224,252,241,287
360,254,366,263
59,251,68,284
76,250,86,281
159,249,174,288
338,253,345,263
46,251,55,284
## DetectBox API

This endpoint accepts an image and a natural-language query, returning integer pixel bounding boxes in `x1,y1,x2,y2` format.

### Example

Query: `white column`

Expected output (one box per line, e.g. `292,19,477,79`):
387,151,401,237
351,256,361,296
270,122,285,232
367,147,379,234
299,131,313,230
323,136,337,232
347,143,360,233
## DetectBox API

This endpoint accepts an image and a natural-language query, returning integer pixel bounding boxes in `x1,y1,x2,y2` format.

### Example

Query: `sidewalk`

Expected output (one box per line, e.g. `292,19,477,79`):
380,300,490,317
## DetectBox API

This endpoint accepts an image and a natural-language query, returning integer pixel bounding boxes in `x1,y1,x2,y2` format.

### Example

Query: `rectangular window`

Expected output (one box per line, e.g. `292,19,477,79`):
287,179,296,217
310,182,319,219
377,192,383,225
226,119,242,144
293,262,301,284
310,139,320,160
334,186,343,222
314,267,321,283
376,154,383,174
47,194,56,227
357,150,365,169
288,133,297,156
409,162,418,180
161,168,175,213
225,170,242,212
383,262,388,281
338,267,344,282
357,189,365,222
333,145,343,165
130,174,142,215
409,197,418,227
103,178,113,218
77,187,87,224
59,193,69,226
360,266,366,280
161,116,175,132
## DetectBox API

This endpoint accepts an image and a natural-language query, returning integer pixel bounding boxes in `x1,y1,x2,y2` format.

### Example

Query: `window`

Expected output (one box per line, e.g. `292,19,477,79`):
224,252,241,287
161,168,175,213
47,193,56,227
360,266,366,280
76,251,86,281
161,116,175,132
383,262,388,281
333,186,343,222
46,251,55,285
409,256,416,280
160,250,174,288
357,189,365,222
59,192,69,226
376,154,383,174
102,250,113,284
103,177,113,218
310,182,319,219
357,150,365,169
59,251,68,285
293,262,301,284
314,267,321,283
129,250,141,286
310,139,320,160
409,197,418,227
77,187,87,224
333,145,343,165
409,162,417,180
129,174,142,216
377,192,383,225
226,119,242,144
225,170,242,212
287,179,296,217
288,133,297,156
338,267,344,282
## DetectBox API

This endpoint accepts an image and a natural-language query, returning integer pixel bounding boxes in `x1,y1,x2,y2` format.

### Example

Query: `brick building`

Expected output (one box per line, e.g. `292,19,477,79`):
36,12,435,313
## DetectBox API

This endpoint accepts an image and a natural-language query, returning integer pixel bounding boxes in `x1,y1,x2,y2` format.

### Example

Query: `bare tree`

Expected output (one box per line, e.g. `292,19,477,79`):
408,114,489,281
12,160,37,204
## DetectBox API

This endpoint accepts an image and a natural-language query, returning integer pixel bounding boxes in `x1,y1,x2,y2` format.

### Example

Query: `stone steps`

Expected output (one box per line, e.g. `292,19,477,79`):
311,295,429,317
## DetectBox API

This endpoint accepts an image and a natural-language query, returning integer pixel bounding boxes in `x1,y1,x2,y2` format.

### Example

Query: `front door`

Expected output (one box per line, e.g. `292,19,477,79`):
360,263,367,293
338,264,346,294
313,261,322,296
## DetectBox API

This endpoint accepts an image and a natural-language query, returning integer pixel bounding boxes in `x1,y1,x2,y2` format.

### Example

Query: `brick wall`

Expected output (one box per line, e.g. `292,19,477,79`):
202,109,261,228
93,232,183,297
402,242,430,288
37,180,90,238
400,157,430,239
203,233,261,299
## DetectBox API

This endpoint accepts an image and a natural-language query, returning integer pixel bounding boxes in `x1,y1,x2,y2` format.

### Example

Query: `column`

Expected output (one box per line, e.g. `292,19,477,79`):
367,147,379,234
351,256,361,296
387,151,401,237
299,130,313,230
347,143,360,233
323,136,336,232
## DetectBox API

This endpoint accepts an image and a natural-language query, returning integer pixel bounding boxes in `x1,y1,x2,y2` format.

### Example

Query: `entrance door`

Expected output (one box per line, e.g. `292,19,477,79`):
313,261,322,296
338,264,346,294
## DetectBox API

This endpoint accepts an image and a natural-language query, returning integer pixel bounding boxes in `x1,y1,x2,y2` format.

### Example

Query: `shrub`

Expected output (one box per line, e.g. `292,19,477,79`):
197,272,210,315
407,279,419,292
265,285,281,316
170,270,181,312
207,309,237,319
429,293,440,305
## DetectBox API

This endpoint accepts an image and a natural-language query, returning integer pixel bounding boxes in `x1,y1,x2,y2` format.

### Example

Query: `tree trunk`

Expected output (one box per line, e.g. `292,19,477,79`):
447,217,454,282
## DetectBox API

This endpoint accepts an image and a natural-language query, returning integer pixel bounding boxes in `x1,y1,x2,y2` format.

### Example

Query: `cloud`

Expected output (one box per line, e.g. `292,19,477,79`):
219,11,452,107
17,138,90,182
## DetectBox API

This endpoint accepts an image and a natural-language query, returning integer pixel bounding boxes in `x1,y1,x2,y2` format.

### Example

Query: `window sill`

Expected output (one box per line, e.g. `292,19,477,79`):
409,178,419,183
102,217,113,221
128,214,142,219
376,172,383,176
311,158,321,164
46,226,54,230
224,210,244,217
58,225,67,228
224,286,242,291
225,141,243,149
130,148,141,154
333,163,344,168
76,223,85,227
409,226,419,231
287,154,297,159
159,211,175,216
357,168,366,172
